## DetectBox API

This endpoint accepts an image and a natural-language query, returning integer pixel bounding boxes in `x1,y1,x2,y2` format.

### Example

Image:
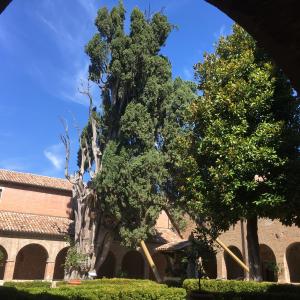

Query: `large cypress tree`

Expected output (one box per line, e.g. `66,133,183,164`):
63,2,196,278
176,24,300,280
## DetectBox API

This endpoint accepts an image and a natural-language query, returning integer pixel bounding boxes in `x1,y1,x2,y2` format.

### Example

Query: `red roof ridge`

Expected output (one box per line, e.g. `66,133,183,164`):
0,168,72,192
0,210,70,220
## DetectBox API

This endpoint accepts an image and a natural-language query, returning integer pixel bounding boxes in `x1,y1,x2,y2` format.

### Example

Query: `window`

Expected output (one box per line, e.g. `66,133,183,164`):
0,187,3,199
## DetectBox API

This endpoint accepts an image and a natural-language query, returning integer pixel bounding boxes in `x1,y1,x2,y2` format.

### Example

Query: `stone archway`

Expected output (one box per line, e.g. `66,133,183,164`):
149,253,167,281
53,247,69,280
202,253,217,279
0,245,8,280
97,251,116,278
260,244,277,282
286,242,300,283
13,244,48,279
224,246,244,280
121,251,144,279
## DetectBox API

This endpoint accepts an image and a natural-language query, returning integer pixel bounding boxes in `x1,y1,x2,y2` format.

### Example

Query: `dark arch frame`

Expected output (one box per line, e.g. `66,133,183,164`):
205,0,300,93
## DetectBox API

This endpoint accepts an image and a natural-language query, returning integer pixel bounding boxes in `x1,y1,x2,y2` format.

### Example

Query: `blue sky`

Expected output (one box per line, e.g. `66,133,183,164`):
0,0,232,178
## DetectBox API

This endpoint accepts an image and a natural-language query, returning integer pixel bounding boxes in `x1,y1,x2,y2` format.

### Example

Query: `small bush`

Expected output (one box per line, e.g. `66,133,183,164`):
183,279,300,300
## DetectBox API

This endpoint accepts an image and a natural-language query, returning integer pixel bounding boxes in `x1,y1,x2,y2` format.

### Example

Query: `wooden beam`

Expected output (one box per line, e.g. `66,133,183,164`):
215,238,249,273
140,240,162,283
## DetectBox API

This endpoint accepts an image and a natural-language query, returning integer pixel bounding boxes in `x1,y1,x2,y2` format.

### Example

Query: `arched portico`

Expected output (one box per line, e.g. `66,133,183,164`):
13,243,48,279
0,245,8,280
260,244,277,282
53,247,69,280
224,246,244,280
121,250,144,279
286,242,300,283
97,251,116,278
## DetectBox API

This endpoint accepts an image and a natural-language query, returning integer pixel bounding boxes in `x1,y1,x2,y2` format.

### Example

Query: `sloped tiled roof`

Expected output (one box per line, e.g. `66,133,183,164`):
0,169,72,192
152,227,183,244
156,240,190,252
0,211,72,237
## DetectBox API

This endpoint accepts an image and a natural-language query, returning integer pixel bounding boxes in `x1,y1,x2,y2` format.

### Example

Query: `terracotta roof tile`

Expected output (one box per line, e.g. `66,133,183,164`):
0,211,72,237
0,169,72,192
152,227,183,244
156,240,190,252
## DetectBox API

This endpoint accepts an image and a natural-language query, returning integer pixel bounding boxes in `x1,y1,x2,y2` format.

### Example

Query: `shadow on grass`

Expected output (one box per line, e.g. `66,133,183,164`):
0,287,69,300
189,291,300,300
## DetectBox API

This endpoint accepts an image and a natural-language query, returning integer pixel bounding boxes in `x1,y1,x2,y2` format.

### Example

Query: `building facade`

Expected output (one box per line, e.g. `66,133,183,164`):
0,169,299,283
0,169,178,281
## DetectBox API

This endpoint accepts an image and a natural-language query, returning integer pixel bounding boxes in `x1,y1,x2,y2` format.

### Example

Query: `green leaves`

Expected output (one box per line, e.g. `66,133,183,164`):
85,4,190,248
176,24,300,233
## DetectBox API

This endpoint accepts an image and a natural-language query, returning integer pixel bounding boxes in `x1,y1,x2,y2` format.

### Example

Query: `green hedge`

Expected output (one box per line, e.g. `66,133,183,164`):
183,279,300,300
56,278,161,287
0,279,186,300
3,281,51,289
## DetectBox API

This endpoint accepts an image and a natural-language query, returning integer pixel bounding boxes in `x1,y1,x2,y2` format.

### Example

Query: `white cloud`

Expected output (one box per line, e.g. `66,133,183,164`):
60,62,91,106
183,67,194,80
77,0,97,20
214,25,229,41
44,143,64,170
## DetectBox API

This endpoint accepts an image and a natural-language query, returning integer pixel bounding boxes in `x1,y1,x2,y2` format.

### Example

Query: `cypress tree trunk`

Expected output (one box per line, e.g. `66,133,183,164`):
246,215,262,281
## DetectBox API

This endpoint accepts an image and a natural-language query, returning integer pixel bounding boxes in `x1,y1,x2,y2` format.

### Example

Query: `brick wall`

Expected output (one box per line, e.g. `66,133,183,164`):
0,183,72,218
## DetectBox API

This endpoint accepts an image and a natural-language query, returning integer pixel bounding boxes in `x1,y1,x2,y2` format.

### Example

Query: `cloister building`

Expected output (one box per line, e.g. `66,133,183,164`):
0,169,299,283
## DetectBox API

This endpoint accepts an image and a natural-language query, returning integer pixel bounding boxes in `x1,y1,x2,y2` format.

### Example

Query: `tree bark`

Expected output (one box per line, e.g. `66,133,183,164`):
246,215,262,281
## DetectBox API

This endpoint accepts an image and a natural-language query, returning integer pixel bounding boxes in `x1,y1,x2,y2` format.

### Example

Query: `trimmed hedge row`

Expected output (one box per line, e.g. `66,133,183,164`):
0,279,186,300
56,278,161,287
183,279,300,300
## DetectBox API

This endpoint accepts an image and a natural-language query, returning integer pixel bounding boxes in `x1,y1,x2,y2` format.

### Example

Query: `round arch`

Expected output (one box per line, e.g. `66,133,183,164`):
224,246,244,280
13,243,48,280
97,251,116,278
286,242,300,283
0,245,8,280
149,252,167,281
121,250,144,279
53,247,69,280
260,244,277,282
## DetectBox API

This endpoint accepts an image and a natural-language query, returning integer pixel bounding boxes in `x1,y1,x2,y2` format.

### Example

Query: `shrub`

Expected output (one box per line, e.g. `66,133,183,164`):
0,279,186,300
56,278,162,288
183,279,300,300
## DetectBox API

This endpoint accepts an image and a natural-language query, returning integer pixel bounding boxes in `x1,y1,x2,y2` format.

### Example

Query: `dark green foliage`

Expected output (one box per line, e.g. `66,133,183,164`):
0,279,186,300
84,2,196,247
176,24,300,232
183,279,300,300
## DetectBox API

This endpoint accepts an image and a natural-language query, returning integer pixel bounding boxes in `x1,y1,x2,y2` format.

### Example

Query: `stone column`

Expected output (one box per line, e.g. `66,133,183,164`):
216,250,226,279
3,260,16,280
44,260,55,281
278,252,288,283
